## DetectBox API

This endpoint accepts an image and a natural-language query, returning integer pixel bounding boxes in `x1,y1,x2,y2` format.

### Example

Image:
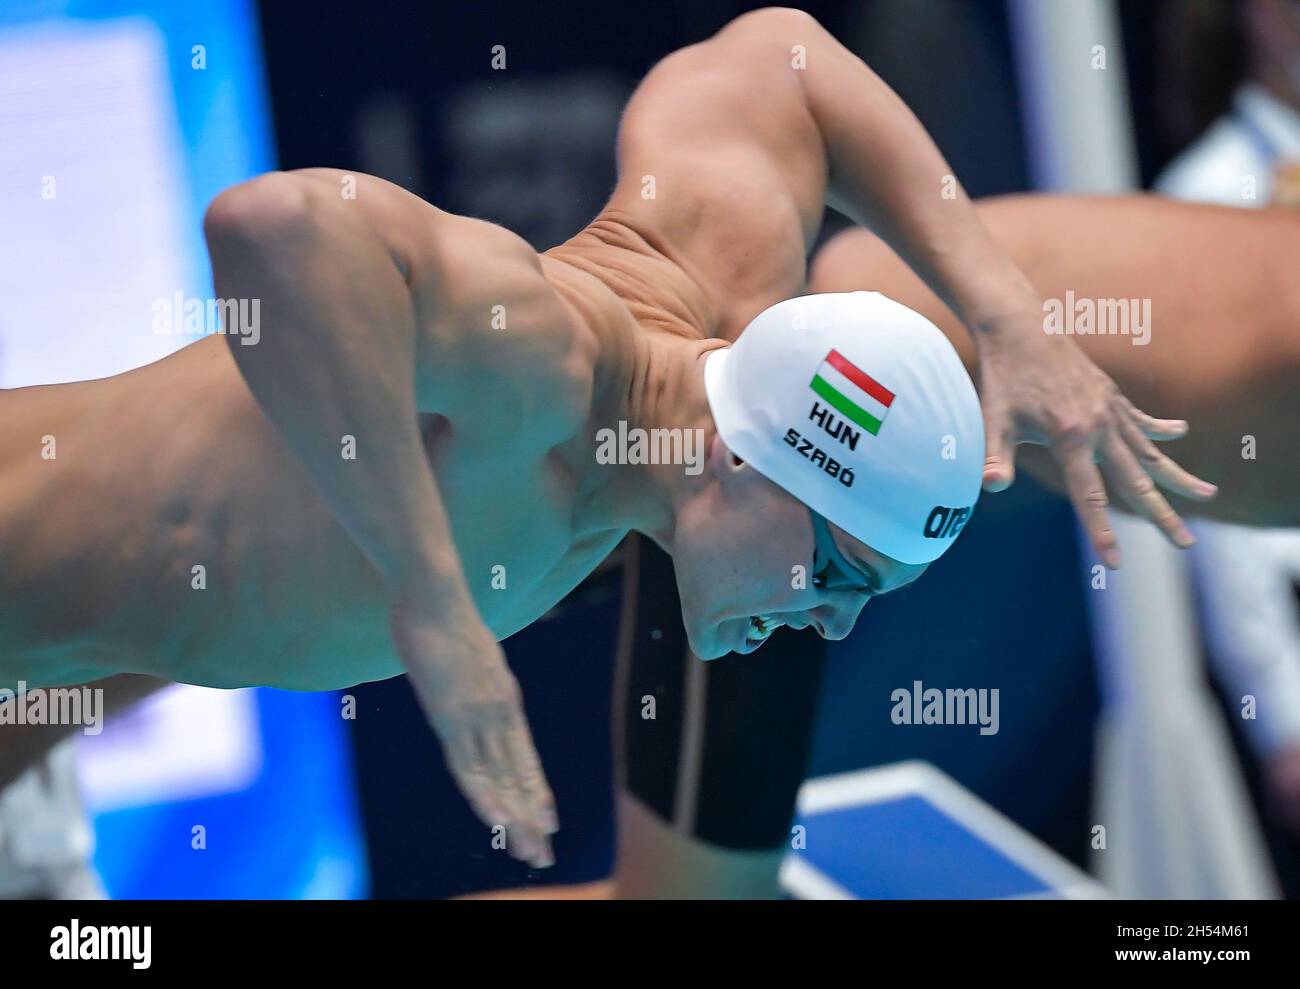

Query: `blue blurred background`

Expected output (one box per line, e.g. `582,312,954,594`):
0,0,365,899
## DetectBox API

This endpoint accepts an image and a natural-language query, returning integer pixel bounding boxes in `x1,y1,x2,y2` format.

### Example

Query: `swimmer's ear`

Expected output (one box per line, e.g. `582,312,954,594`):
708,432,744,476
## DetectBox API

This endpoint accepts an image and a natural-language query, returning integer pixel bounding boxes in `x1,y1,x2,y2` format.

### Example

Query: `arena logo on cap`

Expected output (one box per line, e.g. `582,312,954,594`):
809,350,895,437
923,504,971,540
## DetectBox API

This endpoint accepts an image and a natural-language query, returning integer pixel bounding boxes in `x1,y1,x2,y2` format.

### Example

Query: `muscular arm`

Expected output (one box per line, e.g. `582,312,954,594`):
608,6,1032,327
204,168,557,866
792,13,1037,328
809,194,1300,526
204,169,457,598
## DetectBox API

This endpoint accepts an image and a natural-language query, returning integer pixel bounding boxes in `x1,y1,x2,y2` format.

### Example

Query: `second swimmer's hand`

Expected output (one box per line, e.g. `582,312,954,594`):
389,594,558,868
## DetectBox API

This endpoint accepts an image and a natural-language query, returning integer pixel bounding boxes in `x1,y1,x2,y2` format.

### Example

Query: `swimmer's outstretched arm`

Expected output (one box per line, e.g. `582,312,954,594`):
623,8,1217,566
203,170,556,867
809,194,1300,527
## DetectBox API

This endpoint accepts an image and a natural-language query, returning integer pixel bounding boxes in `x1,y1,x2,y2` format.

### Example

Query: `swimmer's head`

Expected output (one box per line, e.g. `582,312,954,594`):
670,291,983,659
670,435,931,659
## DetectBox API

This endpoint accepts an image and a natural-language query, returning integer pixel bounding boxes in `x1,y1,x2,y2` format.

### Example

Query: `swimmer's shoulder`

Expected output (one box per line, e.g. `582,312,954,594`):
284,169,593,440
416,211,596,444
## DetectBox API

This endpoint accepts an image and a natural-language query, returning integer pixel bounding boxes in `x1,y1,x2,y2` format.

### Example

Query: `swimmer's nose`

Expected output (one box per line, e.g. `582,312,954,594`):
811,602,865,641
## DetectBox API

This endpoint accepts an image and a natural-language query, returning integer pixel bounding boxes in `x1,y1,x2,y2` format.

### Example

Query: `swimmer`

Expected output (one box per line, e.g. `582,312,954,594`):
0,9,1229,868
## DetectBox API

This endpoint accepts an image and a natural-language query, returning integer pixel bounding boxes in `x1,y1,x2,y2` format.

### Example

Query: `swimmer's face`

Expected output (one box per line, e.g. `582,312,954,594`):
671,434,929,660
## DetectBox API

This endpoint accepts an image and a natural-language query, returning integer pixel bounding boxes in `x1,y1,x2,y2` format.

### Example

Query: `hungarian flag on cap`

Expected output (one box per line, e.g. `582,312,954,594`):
809,349,895,436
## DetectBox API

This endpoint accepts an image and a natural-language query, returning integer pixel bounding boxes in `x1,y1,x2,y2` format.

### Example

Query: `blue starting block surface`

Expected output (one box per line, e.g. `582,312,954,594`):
781,761,1106,900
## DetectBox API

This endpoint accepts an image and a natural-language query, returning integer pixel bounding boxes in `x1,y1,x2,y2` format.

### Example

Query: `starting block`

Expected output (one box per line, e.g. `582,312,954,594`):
781,761,1107,899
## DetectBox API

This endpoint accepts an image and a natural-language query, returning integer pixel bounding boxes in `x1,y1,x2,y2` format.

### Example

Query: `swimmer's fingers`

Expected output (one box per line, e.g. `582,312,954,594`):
481,724,554,869
1115,406,1218,502
390,600,553,866
504,718,559,838
440,729,511,831
1099,433,1195,551
473,729,529,852
442,717,549,868
1118,396,1190,442
1057,443,1120,570
980,391,1017,493
448,682,553,869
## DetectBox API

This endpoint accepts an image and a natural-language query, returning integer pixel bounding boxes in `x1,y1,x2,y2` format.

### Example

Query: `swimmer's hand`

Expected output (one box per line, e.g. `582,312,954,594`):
390,596,558,869
976,312,1218,568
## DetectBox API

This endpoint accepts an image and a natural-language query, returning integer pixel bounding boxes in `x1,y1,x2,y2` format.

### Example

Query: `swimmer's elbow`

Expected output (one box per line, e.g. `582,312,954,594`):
722,6,825,41
204,171,317,251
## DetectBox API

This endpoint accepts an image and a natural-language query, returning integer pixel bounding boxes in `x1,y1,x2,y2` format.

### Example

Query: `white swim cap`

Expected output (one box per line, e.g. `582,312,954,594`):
703,291,984,565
